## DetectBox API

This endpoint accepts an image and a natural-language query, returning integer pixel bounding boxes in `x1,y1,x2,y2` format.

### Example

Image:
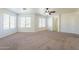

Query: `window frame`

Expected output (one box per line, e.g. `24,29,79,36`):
38,17,46,28
25,16,31,28
2,13,16,31
10,15,16,29
20,16,31,28
3,14,10,30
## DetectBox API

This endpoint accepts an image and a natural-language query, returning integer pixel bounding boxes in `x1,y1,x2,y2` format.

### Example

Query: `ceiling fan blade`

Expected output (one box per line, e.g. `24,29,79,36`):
49,11,56,15
50,11,56,13
49,12,51,15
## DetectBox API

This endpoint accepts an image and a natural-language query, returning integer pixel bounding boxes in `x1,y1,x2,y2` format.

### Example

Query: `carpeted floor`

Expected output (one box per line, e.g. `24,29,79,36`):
0,30,79,50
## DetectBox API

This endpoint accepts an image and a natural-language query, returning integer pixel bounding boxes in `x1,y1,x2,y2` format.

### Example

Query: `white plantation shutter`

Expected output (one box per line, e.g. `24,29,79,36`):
20,16,31,28
3,13,16,31
39,18,42,27
10,16,16,29
20,16,25,28
3,14,9,30
39,17,46,28
25,17,31,28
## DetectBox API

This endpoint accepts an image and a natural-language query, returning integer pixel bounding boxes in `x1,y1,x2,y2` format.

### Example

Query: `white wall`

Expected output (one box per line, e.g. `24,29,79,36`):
0,9,17,38
60,12,79,34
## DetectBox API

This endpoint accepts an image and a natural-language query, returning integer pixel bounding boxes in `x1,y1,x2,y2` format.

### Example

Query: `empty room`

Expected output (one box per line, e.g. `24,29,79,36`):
0,8,79,50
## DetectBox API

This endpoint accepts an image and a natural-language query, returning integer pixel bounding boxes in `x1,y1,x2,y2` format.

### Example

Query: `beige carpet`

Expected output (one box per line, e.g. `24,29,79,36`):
0,30,79,50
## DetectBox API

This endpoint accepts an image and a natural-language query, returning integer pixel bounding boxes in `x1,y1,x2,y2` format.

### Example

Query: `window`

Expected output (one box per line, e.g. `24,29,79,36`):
39,17,46,28
20,16,31,28
20,16,25,28
3,14,16,30
3,14,9,30
25,17,31,28
10,16,16,29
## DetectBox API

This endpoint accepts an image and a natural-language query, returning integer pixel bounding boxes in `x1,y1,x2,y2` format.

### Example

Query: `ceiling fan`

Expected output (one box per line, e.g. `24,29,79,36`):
22,8,27,10
45,8,56,15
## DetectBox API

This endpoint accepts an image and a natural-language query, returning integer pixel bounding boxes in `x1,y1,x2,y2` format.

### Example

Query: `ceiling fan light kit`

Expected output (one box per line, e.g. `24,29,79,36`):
45,8,56,15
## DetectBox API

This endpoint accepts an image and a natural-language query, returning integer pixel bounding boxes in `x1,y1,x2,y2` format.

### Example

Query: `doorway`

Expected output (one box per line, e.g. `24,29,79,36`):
47,16,53,31
46,15,60,32
53,15,60,32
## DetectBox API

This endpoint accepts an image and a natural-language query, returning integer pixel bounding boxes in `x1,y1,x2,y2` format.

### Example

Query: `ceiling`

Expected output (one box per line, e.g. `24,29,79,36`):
7,8,41,14
7,8,79,15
